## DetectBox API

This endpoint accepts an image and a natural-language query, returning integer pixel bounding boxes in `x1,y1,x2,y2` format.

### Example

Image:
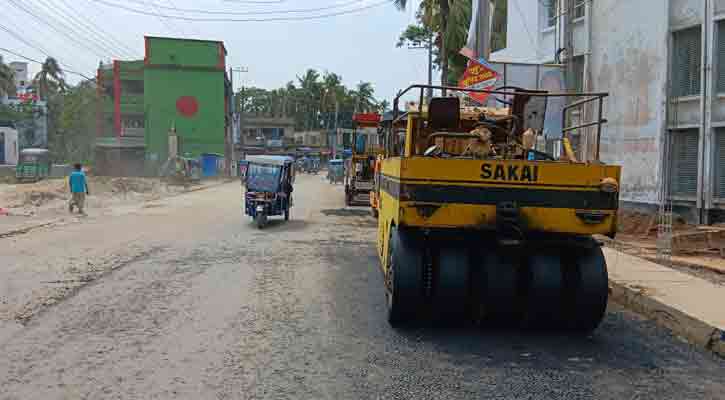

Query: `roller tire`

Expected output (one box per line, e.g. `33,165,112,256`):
433,246,470,324
386,227,424,326
566,245,609,332
480,251,520,322
523,253,564,329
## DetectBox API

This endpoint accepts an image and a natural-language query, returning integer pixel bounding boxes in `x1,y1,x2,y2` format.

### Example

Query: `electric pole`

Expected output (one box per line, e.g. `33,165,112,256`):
475,0,492,61
408,32,434,103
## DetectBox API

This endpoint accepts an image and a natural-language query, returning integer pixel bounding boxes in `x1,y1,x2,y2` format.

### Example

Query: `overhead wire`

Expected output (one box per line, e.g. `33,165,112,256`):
0,46,94,80
33,0,133,59
87,0,393,22
57,0,138,57
7,0,109,59
0,21,87,75
119,0,366,16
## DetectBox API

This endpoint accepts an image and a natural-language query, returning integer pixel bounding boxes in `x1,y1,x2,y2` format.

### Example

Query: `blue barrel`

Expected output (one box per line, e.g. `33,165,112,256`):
201,153,221,177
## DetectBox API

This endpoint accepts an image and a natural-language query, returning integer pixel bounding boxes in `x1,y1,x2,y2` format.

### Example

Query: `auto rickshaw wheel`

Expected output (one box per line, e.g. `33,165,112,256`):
255,213,267,229
284,209,290,221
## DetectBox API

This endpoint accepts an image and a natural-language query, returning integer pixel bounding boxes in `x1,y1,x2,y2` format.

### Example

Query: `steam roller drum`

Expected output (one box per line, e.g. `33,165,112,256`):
386,227,424,326
523,253,564,328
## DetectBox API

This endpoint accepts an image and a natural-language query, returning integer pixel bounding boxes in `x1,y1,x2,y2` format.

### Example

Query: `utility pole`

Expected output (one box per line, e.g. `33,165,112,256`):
408,34,434,102
229,66,248,170
229,67,249,161
475,0,492,61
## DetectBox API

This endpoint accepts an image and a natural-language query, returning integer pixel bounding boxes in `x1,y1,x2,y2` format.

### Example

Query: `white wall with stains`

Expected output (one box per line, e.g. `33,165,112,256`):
591,0,669,204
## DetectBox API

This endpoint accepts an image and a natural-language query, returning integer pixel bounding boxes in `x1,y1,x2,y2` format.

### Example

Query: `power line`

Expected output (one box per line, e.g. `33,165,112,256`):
32,0,132,58
7,0,109,59
88,0,392,22
0,46,94,80
0,22,86,75
57,0,138,57
141,0,185,37
119,0,366,16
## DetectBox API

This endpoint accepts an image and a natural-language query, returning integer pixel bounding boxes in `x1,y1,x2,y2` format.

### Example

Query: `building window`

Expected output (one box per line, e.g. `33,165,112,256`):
545,0,558,28
715,129,725,198
571,55,585,92
672,26,702,97
491,0,508,52
573,0,586,19
717,20,725,93
670,129,699,197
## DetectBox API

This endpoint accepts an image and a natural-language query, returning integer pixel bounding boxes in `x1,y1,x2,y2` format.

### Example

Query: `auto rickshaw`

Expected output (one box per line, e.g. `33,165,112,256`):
243,155,295,229
327,159,344,184
15,148,51,182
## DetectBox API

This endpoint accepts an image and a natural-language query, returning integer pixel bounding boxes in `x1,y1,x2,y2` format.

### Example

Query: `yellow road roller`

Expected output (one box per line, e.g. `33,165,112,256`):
377,84,620,331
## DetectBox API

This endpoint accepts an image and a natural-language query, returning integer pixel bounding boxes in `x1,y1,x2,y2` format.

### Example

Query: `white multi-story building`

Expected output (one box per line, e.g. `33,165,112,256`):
493,0,725,223
9,61,29,95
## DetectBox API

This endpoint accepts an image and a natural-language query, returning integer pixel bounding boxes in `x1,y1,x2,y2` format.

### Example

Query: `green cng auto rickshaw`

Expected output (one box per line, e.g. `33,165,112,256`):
243,155,295,229
16,148,51,182
327,159,344,184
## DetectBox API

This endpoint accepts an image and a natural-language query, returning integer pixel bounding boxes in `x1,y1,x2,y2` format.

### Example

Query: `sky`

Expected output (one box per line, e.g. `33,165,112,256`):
0,0,433,103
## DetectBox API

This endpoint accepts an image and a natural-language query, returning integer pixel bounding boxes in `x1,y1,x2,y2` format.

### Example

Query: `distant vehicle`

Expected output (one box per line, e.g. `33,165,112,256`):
243,155,295,229
327,159,344,184
15,148,51,183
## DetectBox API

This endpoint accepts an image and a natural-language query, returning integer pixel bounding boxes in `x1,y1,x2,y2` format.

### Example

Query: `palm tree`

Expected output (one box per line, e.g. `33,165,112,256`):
0,60,16,98
396,0,450,92
321,72,343,112
378,100,390,113
353,81,376,112
33,57,66,100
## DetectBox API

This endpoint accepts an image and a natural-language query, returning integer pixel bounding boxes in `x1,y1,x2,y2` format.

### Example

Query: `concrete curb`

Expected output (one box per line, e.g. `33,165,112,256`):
609,280,725,357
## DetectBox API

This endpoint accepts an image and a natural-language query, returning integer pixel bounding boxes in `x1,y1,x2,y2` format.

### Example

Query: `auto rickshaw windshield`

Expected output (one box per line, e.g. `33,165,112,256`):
246,164,282,192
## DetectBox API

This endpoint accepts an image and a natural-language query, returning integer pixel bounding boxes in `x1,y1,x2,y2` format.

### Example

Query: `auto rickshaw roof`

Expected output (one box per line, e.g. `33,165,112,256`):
245,155,293,167
20,148,50,155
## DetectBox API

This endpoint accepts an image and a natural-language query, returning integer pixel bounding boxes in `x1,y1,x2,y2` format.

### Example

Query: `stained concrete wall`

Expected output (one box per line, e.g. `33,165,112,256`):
591,0,669,204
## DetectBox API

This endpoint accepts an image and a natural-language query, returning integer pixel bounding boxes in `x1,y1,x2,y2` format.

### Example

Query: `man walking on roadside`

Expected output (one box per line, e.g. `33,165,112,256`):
68,163,89,215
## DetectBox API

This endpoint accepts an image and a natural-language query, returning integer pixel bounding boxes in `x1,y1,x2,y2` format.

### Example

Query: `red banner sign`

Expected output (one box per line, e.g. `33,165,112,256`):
458,59,498,105
353,113,381,124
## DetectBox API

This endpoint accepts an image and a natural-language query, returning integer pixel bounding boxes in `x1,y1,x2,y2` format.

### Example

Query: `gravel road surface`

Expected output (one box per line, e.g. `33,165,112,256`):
0,175,723,399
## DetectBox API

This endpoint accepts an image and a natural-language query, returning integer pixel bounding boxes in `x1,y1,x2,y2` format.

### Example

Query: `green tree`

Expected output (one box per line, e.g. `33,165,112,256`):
378,99,390,113
396,0,472,86
33,57,67,100
52,81,97,162
351,81,376,113
0,60,16,98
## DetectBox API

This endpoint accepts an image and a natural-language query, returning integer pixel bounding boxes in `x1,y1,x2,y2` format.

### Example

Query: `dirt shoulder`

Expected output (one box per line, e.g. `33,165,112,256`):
0,176,228,237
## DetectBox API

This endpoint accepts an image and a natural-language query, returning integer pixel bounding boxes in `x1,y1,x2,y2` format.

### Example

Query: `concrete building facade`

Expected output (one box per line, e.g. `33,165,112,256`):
95,37,231,175
494,0,725,223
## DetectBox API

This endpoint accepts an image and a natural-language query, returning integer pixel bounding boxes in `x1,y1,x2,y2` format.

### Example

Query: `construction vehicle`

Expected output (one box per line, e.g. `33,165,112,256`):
345,113,382,206
377,84,620,331
370,112,406,218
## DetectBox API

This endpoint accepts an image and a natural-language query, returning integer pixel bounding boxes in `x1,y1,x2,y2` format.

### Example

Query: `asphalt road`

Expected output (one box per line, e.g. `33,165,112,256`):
0,175,723,399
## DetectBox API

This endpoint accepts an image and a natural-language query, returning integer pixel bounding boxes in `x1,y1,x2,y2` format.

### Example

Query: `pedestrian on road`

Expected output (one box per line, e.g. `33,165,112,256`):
68,163,89,215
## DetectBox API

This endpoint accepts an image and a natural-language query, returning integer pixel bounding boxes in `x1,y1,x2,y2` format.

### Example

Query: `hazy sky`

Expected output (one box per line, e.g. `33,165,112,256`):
0,0,432,102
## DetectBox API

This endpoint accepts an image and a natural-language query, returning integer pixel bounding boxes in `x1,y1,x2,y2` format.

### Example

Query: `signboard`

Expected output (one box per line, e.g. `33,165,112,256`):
267,139,282,147
458,58,498,105
352,113,381,125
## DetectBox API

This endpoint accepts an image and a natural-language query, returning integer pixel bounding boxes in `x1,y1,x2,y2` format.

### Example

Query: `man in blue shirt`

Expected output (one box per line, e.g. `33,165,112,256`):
68,163,89,215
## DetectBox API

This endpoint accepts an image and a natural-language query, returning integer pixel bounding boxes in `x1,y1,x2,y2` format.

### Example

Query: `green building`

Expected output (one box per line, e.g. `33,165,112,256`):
95,36,231,175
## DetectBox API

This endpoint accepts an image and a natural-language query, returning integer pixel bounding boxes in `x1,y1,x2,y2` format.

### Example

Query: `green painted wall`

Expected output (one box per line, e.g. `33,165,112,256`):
144,68,225,162
145,37,223,69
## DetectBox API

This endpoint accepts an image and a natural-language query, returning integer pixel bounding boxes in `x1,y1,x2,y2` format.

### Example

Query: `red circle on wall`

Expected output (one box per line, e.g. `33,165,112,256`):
176,96,199,117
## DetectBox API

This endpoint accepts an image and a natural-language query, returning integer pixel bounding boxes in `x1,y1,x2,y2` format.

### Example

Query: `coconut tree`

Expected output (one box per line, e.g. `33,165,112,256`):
352,81,376,113
396,0,450,91
0,60,16,97
33,57,67,100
